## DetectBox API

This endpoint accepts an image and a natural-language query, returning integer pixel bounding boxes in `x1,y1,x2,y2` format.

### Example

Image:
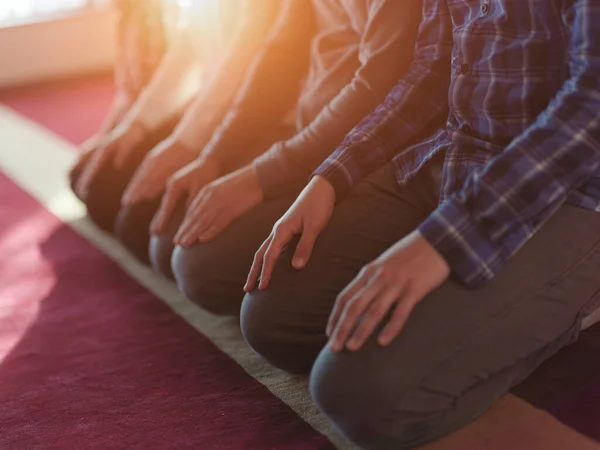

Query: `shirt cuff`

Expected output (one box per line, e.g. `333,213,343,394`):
312,159,355,202
418,198,507,289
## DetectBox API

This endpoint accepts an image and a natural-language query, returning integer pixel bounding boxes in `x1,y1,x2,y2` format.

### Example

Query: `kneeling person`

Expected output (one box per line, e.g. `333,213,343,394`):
242,1,600,448
70,0,281,264
163,0,424,313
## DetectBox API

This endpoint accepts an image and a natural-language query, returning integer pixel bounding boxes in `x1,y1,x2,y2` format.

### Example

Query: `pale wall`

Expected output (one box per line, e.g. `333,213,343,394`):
0,9,117,88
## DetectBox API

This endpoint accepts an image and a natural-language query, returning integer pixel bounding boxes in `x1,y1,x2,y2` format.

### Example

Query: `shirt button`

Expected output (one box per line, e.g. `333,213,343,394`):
457,63,470,74
481,3,490,14
446,115,456,128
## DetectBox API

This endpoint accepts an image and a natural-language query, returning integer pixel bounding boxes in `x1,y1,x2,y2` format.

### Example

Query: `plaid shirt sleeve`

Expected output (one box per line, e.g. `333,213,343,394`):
312,0,453,200
419,0,600,289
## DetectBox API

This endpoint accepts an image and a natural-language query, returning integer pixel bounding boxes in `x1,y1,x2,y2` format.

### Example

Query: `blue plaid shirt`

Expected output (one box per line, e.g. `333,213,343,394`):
314,0,600,288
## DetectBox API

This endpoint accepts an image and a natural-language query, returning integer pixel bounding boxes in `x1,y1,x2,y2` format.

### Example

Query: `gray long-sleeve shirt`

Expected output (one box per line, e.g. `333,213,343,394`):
202,0,423,198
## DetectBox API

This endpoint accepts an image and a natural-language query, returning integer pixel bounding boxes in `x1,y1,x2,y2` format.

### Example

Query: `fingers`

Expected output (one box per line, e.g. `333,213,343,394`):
258,225,295,291
122,160,156,206
176,209,220,247
329,270,386,352
198,214,232,243
378,289,420,346
245,237,271,292
326,267,373,337
291,225,317,269
121,174,141,206
150,182,183,235
173,192,211,246
345,283,404,351
327,273,422,352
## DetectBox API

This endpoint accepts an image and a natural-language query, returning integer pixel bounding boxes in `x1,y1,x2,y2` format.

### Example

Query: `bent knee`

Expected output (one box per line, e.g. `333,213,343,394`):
240,288,322,374
310,348,454,449
149,234,176,279
114,202,158,264
171,245,242,316
83,181,121,233
149,201,184,279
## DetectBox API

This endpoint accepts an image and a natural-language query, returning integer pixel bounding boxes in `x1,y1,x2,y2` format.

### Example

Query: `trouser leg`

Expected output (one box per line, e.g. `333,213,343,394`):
240,163,436,373
171,198,295,315
239,162,600,448
310,204,600,449
70,116,179,234
149,124,298,276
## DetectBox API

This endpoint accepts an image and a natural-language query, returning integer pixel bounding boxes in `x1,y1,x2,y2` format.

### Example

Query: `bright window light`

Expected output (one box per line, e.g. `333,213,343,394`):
0,0,105,25
0,0,189,26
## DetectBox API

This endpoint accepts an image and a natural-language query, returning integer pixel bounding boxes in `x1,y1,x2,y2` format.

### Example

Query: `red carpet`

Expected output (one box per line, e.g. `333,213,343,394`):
0,168,331,449
3,75,600,449
0,78,332,448
0,75,115,145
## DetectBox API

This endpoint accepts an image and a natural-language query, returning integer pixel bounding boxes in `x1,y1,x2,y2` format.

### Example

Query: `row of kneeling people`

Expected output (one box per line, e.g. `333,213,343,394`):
70,1,600,449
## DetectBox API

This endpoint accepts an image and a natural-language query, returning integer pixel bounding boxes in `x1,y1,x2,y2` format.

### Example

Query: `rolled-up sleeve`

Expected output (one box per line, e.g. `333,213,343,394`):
253,0,426,198
313,0,453,200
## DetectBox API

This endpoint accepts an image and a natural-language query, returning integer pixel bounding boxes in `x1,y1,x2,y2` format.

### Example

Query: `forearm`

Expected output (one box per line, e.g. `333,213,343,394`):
419,0,600,288
420,71,600,288
172,0,283,152
311,0,453,200
92,91,132,138
315,59,451,200
201,0,316,172
252,0,425,198
123,32,202,130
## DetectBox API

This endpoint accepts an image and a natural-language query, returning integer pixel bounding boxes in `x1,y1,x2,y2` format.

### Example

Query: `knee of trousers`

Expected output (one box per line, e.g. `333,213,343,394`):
149,234,176,280
72,157,128,233
240,288,321,375
69,168,83,203
149,201,184,280
69,151,94,203
81,177,122,233
309,346,456,450
171,245,243,316
114,203,157,265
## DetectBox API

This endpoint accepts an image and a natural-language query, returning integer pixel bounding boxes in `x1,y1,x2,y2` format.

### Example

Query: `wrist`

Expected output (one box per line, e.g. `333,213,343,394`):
169,137,197,155
129,118,149,139
312,164,353,203
169,127,204,154
241,165,265,201
113,92,133,118
311,175,336,204
197,154,223,179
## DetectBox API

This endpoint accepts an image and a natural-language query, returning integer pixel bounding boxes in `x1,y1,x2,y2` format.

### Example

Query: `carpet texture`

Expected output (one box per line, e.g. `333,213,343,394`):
0,74,115,145
1,76,600,449
0,77,337,449
0,171,333,449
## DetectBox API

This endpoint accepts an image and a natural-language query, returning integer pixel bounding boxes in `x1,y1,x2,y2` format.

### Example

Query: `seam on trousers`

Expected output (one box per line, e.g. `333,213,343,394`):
389,316,582,450
392,231,600,426
545,234,600,288
581,286,600,317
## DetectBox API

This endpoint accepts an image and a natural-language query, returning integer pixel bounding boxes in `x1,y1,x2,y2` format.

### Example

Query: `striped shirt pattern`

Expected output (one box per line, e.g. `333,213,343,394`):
314,0,600,288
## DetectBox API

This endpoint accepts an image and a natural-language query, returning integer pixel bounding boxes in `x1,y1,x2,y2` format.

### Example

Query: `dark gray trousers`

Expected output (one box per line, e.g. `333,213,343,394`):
70,116,181,264
171,163,600,449
149,125,297,280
